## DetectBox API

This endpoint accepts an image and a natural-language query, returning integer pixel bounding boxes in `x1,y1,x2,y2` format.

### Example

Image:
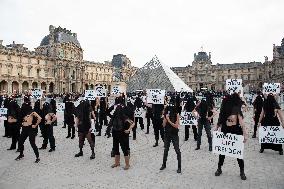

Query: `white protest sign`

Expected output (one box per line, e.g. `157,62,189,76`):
95,86,106,97
74,97,84,107
85,90,96,100
213,131,244,159
134,108,146,118
263,83,281,94
111,86,121,95
56,103,65,113
259,126,284,144
226,79,243,96
180,112,197,125
0,108,7,120
146,89,165,104
32,89,43,100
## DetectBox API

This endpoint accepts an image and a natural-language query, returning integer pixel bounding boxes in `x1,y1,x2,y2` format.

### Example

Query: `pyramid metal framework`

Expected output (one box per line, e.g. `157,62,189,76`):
127,56,193,92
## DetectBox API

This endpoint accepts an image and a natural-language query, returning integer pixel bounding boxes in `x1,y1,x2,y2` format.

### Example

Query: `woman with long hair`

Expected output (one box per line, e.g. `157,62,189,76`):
7,98,21,150
160,97,181,174
214,93,248,180
258,93,284,155
74,99,96,159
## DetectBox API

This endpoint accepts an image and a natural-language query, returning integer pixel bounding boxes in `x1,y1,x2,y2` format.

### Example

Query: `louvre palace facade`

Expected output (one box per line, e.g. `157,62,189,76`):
0,25,136,94
171,38,284,92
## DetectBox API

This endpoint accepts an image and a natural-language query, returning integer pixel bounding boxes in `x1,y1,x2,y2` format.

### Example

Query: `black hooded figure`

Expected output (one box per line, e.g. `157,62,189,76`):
7,99,21,150
65,98,76,139
74,100,95,159
252,91,263,138
160,97,181,174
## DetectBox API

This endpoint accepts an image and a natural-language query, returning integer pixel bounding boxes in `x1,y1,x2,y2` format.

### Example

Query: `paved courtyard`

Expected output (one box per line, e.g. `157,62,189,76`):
0,109,283,189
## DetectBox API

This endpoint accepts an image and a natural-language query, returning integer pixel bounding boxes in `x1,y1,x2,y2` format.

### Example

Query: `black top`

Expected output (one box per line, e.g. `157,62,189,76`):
164,106,179,135
152,104,164,118
221,124,243,135
75,100,92,133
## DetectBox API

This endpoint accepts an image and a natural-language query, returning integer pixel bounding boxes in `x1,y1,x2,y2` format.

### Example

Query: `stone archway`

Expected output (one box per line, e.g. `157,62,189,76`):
0,80,8,92
49,82,54,93
22,81,29,92
12,81,19,93
32,82,38,89
41,82,47,91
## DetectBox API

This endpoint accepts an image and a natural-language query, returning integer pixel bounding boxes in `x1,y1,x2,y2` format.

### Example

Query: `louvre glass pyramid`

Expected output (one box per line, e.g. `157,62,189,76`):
127,55,193,92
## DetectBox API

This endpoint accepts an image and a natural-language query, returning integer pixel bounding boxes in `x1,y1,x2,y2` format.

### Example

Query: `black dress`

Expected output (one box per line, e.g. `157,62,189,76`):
261,110,283,152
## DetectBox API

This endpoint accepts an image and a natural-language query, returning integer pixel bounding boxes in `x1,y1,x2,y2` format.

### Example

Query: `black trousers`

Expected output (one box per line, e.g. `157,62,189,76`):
4,120,11,137
197,121,212,148
146,116,152,132
42,124,56,149
18,126,39,158
112,130,129,156
253,113,260,135
78,131,95,149
218,154,244,170
184,125,198,140
8,122,20,149
99,112,108,127
153,117,164,142
135,117,144,129
162,134,181,168
67,123,75,137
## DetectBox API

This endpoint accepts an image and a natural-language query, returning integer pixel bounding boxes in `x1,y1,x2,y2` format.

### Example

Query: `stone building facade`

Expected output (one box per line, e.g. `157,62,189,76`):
171,38,284,92
0,25,136,94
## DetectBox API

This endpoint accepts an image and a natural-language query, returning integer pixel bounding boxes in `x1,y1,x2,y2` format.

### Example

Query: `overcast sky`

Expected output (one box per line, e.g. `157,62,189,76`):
0,0,283,68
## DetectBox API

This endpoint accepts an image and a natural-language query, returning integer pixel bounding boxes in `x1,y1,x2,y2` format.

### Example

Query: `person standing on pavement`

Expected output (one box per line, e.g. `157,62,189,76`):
160,97,181,174
7,98,21,150
184,96,198,141
252,91,263,138
152,103,165,147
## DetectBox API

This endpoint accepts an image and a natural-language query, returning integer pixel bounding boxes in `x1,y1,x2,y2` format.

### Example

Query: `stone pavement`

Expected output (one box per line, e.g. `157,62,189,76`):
0,109,283,189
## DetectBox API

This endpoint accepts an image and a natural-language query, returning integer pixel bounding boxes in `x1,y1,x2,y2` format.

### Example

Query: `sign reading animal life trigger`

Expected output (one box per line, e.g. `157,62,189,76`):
0,108,7,120
226,79,243,96
263,83,280,94
259,126,284,144
213,131,244,159
180,112,197,125
146,89,165,104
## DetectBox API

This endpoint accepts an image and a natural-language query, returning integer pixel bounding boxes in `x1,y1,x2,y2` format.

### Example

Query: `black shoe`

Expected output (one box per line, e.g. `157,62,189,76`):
16,149,20,153
195,147,200,150
279,151,283,155
62,126,66,128
3,135,8,137
48,148,55,152
153,143,158,147
35,158,40,163
145,132,149,134
90,153,95,159
215,168,222,176
160,165,166,170
107,135,111,138
184,138,188,141
66,135,71,138
75,152,83,157
71,135,75,139
7,147,16,150
240,172,247,180
177,168,181,174
252,134,256,138
96,133,101,136
7,136,11,138
15,154,24,161
133,137,136,140
209,146,212,151
259,148,264,153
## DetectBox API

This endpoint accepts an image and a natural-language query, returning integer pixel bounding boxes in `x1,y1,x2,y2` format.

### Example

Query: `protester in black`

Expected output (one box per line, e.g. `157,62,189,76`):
44,104,57,152
7,99,21,150
152,103,165,147
74,99,95,159
214,93,248,180
258,94,284,155
252,91,263,138
15,105,42,163
145,104,153,134
160,98,181,174
99,97,108,130
133,96,145,140
39,101,52,150
65,99,76,139
195,99,214,151
184,97,198,141
110,99,135,170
